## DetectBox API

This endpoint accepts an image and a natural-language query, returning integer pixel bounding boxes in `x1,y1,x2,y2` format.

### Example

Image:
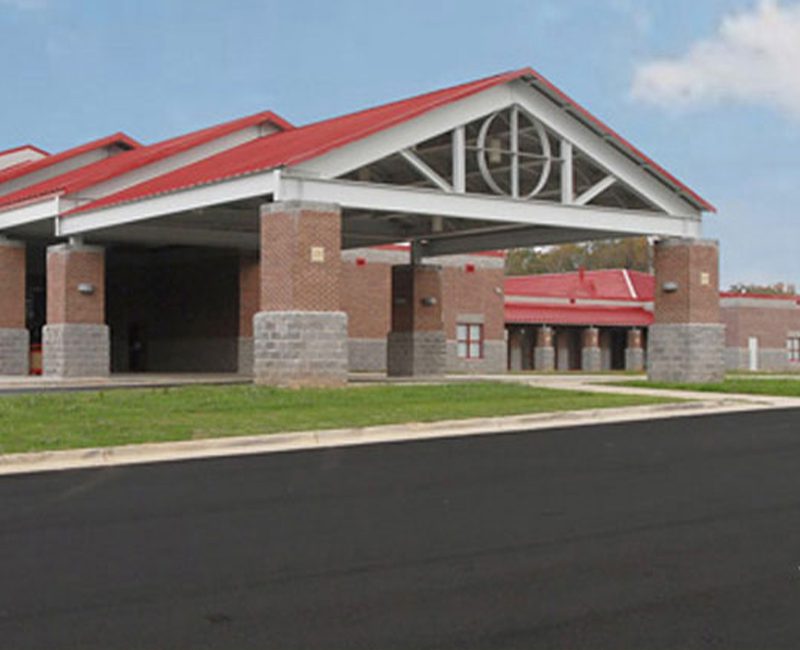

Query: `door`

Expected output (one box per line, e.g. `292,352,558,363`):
748,336,759,372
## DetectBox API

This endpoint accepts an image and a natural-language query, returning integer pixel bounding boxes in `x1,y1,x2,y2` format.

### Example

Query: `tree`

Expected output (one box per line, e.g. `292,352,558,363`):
506,237,651,275
727,282,796,296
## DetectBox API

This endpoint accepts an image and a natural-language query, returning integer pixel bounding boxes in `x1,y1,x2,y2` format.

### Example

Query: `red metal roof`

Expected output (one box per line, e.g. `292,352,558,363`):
505,302,654,327
505,269,655,302
68,71,520,215
0,144,49,158
67,67,714,217
0,111,292,209
0,133,139,189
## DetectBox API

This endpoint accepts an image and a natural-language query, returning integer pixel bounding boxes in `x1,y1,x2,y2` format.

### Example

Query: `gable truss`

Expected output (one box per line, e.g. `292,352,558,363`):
339,103,659,214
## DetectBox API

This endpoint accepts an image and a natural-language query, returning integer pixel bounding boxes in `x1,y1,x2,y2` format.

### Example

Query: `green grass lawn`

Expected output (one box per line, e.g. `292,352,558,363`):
621,377,800,397
0,382,673,455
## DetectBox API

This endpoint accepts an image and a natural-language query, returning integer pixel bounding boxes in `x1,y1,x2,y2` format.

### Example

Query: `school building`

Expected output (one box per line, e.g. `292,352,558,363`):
505,269,800,373
0,68,726,385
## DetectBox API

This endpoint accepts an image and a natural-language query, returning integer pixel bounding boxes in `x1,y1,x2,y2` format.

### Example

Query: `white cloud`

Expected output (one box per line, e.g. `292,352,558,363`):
631,0,800,120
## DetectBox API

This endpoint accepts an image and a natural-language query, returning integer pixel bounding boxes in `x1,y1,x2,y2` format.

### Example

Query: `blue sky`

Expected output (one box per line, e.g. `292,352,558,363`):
1,0,797,287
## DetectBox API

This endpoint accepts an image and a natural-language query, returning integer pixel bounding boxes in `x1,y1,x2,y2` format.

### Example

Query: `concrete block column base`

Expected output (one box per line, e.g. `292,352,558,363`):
43,324,110,377
648,323,725,383
387,331,446,377
0,328,29,375
253,311,348,388
581,347,602,372
533,346,555,371
237,336,254,376
625,347,645,372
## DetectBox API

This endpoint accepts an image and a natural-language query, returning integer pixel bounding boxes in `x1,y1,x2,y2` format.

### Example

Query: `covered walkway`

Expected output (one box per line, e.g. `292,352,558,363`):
0,67,719,385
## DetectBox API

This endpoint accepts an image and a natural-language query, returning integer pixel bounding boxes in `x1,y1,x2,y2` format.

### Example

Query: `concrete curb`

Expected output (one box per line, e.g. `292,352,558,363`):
0,397,789,477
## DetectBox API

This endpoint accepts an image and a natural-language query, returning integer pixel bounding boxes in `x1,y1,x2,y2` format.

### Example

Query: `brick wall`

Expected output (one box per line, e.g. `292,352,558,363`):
722,299,800,348
340,256,391,338
340,248,506,373
340,248,505,341
442,265,505,342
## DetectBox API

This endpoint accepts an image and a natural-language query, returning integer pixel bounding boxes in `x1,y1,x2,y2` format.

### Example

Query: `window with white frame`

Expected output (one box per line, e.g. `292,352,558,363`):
457,323,484,359
788,337,800,363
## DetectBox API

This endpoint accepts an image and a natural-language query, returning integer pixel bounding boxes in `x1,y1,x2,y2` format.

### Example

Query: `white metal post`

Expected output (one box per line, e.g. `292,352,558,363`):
510,106,520,199
560,139,573,204
452,126,466,194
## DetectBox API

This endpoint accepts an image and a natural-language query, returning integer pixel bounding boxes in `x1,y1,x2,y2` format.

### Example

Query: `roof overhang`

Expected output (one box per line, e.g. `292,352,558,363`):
3,68,710,256
0,195,60,230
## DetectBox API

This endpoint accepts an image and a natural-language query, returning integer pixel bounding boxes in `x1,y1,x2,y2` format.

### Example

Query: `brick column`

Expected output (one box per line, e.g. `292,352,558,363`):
648,238,724,382
533,325,555,371
625,327,645,372
581,326,601,372
237,254,259,375
253,201,348,387
43,242,109,377
0,237,29,375
387,264,446,377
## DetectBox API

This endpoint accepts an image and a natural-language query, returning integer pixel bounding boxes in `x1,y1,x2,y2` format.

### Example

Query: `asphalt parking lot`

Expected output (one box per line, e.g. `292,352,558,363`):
2,408,800,649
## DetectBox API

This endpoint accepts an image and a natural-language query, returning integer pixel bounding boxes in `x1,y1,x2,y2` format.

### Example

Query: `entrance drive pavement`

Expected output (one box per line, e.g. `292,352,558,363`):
3,408,800,649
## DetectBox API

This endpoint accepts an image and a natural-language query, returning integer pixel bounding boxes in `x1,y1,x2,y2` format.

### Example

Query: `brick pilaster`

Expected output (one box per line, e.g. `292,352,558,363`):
253,201,348,387
0,237,29,375
387,263,446,377
43,243,109,377
648,238,724,382
625,327,645,372
581,326,601,372
533,325,555,371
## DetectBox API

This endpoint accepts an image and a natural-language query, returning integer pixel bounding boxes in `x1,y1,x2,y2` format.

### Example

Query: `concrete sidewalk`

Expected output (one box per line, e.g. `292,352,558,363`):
0,373,250,394
472,372,800,409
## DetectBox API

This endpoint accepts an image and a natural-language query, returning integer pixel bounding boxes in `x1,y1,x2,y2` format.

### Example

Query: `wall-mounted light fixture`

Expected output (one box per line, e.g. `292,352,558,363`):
662,281,679,293
421,296,438,307
78,283,95,295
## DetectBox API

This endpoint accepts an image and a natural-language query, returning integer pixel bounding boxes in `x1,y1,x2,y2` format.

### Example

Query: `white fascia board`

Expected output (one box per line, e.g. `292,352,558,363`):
0,148,111,197
71,125,277,203
278,175,703,239
288,85,514,178
506,296,653,309
720,297,798,310
510,80,700,218
0,196,59,230
58,171,276,236
0,148,47,171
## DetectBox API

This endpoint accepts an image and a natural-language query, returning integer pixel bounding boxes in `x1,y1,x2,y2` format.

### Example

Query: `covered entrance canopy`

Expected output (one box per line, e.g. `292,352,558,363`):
0,67,716,384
